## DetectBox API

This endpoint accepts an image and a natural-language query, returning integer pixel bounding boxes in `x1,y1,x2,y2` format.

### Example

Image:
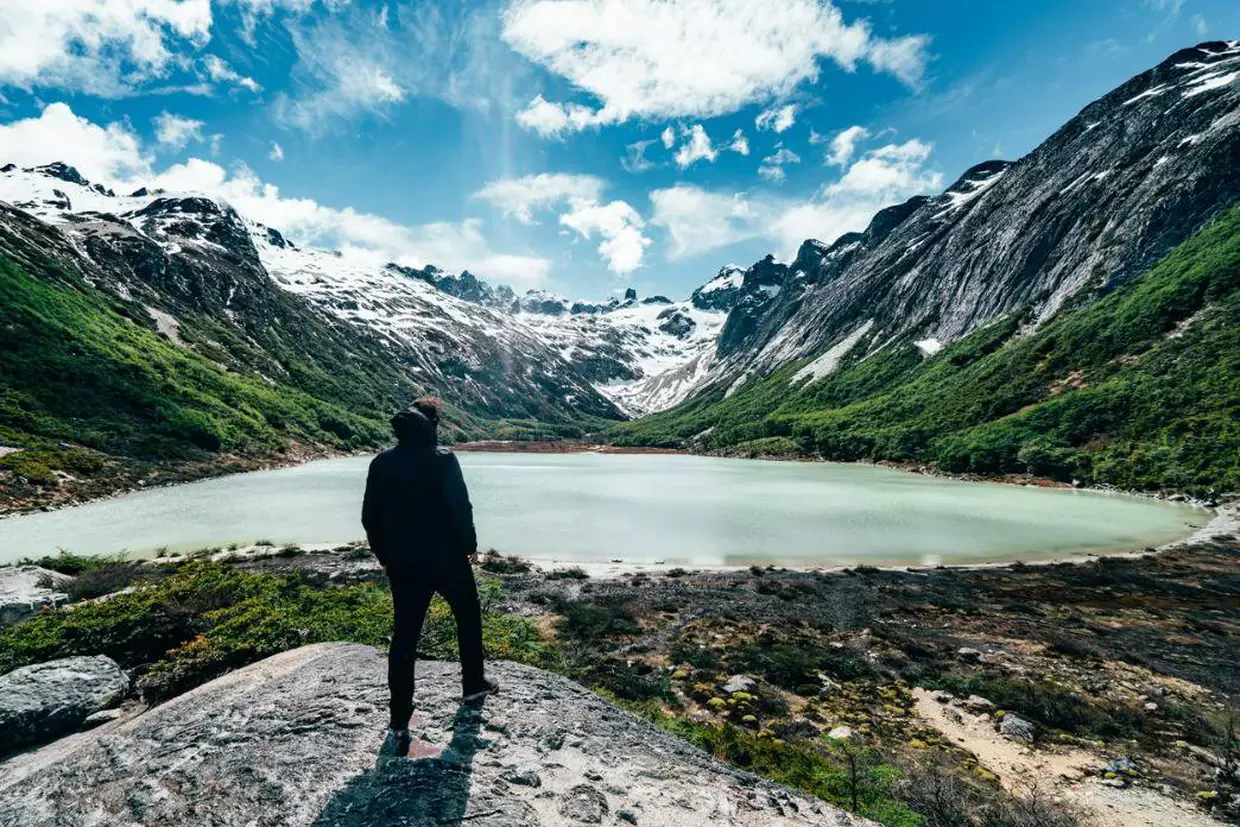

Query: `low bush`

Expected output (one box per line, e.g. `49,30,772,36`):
0,561,552,701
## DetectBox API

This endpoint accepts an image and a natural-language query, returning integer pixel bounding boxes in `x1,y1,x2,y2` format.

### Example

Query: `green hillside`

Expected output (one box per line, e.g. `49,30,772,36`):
615,203,1240,495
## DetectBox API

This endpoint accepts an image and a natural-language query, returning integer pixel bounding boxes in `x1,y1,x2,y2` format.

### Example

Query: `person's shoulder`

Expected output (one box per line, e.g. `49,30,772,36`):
369,445,399,465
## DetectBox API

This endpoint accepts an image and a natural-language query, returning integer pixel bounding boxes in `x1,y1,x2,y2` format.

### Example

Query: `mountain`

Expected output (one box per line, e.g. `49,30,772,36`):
0,163,728,421
618,41,1240,494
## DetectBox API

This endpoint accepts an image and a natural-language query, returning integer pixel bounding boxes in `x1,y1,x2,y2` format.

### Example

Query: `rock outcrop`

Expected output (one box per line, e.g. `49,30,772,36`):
0,564,72,626
0,643,868,826
0,655,128,754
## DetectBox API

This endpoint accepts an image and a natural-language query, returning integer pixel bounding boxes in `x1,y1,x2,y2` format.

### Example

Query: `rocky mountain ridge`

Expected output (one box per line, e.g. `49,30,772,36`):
686,40,1240,398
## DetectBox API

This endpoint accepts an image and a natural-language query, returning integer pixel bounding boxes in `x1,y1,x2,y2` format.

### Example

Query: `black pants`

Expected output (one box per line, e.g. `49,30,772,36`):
387,562,485,730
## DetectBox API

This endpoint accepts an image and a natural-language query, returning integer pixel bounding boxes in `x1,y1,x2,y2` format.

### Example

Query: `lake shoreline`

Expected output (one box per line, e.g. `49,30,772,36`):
0,446,1220,570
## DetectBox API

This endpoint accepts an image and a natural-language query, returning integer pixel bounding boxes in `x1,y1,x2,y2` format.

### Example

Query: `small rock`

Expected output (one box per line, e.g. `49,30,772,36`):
957,647,983,663
0,566,73,627
963,695,994,712
827,726,853,741
617,809,638,824
1106,756,1139,776
502,764,542,787
559,784,609,823
999,713,1036,743
0,655,128,753
723,675,757,694
1144,702,1159,712
80,708,123,729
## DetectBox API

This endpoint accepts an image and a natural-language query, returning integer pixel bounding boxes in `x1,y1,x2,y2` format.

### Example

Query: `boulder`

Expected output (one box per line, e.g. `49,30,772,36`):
0,655,127,754
0,565,73,627
723,674,757,693
999,713,1036,743
0,643,871,826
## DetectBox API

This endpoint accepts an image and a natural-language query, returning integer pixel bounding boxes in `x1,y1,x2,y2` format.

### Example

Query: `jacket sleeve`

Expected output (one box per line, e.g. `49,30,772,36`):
361,458,388,566
442,452,477,557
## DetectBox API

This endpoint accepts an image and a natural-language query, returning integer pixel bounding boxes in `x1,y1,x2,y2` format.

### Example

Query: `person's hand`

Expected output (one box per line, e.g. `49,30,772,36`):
467,552,479,565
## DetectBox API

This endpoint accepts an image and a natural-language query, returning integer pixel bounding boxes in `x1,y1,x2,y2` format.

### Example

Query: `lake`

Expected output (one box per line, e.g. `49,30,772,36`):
0,453,1207,568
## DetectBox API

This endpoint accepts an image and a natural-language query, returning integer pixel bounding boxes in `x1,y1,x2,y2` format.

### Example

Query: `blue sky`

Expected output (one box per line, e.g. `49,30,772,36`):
0,0,1237,300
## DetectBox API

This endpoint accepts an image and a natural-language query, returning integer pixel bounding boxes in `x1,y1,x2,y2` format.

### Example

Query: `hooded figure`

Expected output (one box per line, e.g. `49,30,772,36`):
362,397,497,752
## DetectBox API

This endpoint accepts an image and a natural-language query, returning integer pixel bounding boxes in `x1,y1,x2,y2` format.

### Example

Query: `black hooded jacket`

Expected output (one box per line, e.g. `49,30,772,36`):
361,441,477,576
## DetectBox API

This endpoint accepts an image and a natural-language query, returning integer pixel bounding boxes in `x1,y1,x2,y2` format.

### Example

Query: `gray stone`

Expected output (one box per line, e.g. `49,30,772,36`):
999,713,1036,743
956,647,983,663
617,809,639,824
503,764,543,787
0,565,73,627
723,674,757,693
0,655,127,753
80,708,123,729
559,784,609,823
963,695,994,712
0,644,870,827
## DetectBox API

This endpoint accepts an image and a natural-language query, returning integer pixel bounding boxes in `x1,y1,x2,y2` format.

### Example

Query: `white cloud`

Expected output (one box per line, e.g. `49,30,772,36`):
826,124,869,166
152,112,207,151
0,103,154,183
728,129,750,155
269,142,285,161
473,173,605,224
560,200,651,274
650,185,761,259
758,146,801,182
1191,14,1208,37
0,0,213,96
202,55,262,93
622,139,660,173
756,103,797,133
0,103,551,287
474,172,649,273
514,95,607,138
277,3,522,133
660,126,676,149
503,0,930,135
808,129,827,145
673,124,719,168
651,137,941,260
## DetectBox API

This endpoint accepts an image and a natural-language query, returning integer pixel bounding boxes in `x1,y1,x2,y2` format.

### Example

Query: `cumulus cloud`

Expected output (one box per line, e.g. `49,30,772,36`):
560,200,651,275
504,0,929,136
473,173,605,224
0,102,155,183
474,172,648,274
756,104,797,133
269,142,285,161
0,0,213,96
0,103,552,287
153,112,207,151
728,129,750,155
825,124,869,166
661,126,676,149
673,124,719,169
758,146,802,183
651,137,941,260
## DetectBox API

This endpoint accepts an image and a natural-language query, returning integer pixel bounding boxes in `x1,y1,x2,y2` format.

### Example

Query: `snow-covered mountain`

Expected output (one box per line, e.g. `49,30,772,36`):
676,41,1240,401
0,162,728,418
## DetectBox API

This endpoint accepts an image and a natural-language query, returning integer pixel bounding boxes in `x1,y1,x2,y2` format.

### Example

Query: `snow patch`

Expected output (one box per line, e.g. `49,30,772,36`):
914,338,944,357
790,320,874,386
1183,71,1238,98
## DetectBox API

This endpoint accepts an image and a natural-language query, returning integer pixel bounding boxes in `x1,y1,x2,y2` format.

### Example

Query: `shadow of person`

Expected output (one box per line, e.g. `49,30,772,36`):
311,702,486,827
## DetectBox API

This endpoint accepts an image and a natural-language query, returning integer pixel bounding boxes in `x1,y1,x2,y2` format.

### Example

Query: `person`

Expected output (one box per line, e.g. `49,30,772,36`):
362,397,498,752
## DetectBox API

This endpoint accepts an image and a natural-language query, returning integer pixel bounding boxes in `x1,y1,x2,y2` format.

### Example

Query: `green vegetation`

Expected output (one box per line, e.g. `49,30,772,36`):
617,203,1240,494
0,561,552,701
0,254,389,474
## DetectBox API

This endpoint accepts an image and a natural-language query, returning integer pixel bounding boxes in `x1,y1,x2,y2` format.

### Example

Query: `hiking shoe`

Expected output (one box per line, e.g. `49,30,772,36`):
386,727,412,757
462,677,499,703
